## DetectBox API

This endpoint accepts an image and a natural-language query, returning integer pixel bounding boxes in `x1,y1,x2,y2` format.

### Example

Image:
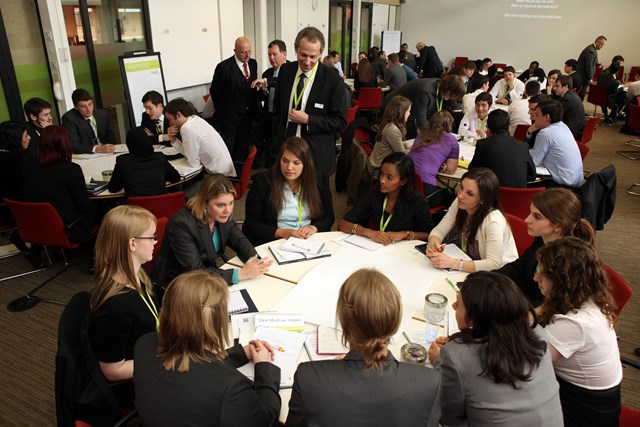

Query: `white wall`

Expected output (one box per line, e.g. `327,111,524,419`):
277,0,330,55
371,4,389,48
397,0,639,73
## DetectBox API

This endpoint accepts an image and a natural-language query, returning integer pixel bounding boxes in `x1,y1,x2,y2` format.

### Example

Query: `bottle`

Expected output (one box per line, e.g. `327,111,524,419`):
461,122,469,142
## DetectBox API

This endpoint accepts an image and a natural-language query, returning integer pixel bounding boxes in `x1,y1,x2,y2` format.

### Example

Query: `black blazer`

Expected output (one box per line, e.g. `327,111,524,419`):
273,61,347,177
242,171,335,246
559,90,585,139
496,237,544,306
152,207,257,286
140,112,170,145
62,108,115,154
107,152,181,197
285,350,441,427
417,45,444,78
468,132,536,188
24,122,43,160
210,56,259,145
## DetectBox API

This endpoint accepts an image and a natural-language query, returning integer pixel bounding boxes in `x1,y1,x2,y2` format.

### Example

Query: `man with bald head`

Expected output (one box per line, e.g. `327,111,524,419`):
210,36,259,162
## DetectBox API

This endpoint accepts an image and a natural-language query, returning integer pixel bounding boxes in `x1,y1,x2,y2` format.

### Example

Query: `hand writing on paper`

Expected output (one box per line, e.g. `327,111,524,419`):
428,338,446,365
428,252,455,269
426,241,445,257
238,255,272,281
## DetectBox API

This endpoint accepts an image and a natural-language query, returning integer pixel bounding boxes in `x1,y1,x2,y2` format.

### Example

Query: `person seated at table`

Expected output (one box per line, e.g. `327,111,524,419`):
286,268,442,427
462,74,490,115
408,111,458,207
427,271,563,426
426,168,518,272
62,88,116,154
140,90,174,146
554,75,586,140
379,53,407,92
457,92,492,139
535,238,622,427
564,59,584,97
152,174,272,287
243,137,334,246
20,125,94,244
339,152,434,245
518,61,545,83
508,80,540,135
90,205,158,406
597,62,626,125
23,97,53,159
490,66,525,105
524,93,550,149
369,95,413,175
496,188,594,307
544,69,562,97
107,127,181,197
134,270,281,427
398,51,418,81
353,58,377,92
461,60,477,93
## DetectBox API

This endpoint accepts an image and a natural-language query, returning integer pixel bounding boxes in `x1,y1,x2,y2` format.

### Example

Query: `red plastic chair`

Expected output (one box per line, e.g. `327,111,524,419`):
3,199,79,311
505,213,534,257
127,191,186,219
453,56,468,68
620,406,640,427
356,87,383,111
579,117,601,144
577,141,590,161
601,262,633,317
499,186,545,220
587,84,608,117
592,65,603,82
513,124,530,142
627,66,639,82
354,127,374,155
145,217,168,275
616,65,625,82
346,105,358,127
230,145,257,200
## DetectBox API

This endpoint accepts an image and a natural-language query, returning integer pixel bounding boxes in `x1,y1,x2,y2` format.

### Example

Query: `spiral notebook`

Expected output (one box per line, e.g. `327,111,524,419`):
228,289,257,315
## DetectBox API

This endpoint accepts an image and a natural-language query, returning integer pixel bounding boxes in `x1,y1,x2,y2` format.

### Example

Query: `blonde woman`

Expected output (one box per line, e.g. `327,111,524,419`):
134,270,281,427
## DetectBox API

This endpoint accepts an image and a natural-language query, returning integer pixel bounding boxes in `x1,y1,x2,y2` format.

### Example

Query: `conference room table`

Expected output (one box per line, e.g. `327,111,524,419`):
224,231,462,423
72,145,202,199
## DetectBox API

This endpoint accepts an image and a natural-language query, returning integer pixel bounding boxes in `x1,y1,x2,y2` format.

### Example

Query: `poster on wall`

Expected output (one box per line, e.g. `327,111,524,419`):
119,51,168,128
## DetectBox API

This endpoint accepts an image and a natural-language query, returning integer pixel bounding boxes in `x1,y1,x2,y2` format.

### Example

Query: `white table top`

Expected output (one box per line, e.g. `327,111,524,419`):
225,231,462,422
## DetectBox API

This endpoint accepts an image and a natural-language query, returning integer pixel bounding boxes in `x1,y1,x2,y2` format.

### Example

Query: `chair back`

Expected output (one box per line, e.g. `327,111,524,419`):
4,199,79,249
498,187,544,220
145,216,168,275
620,405,640,427
593,65,603,82
346,105,358,127
616,65,625,82
629,103,640,131
628,66,639,82
357,87,383,110
505,213,534,257
232,145,257,200
601,262,632,317
576,141,590,161
127,191,186,219
413,172,424,194
453,56,468,68
579,117,600,143
513,124,530,142
587,84,608,107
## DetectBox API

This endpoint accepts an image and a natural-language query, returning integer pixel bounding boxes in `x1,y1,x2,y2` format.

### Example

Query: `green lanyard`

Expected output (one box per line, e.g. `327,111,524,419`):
293,64,318,109
379,196,393,232
139,289,159,332
296,186,303,227
435,85,443,112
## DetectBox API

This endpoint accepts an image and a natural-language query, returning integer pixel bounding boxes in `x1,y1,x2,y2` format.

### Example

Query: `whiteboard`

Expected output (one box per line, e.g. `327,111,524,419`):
381,30,402,55
119,52,168,127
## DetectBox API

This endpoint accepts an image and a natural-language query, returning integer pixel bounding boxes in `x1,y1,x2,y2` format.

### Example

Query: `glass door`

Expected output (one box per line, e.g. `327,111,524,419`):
329,1,372,78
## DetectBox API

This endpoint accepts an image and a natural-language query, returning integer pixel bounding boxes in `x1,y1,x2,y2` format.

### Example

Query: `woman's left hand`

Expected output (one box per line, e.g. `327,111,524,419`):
291,225,318,239
428,252,454,269
386,231,408,243
428,340,443,365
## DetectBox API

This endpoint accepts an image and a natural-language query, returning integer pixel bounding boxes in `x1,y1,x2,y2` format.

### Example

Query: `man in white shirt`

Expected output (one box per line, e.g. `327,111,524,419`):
329,51,344,78
508,80,540,135
462,74,490,115
164,98,236,177
490,66,525,105
458,92,492,139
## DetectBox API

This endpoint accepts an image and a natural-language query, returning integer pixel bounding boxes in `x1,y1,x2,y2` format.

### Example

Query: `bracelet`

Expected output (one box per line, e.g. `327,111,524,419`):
458,259,464,272
351,223,359,235
410,231,415,241
405,231,410,240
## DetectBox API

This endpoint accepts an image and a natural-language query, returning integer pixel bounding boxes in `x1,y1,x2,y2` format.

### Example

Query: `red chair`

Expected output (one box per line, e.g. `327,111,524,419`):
453,56,468,68
356,87,383,111
346,105,358,127
3,199,78,311
601,262,632,318
499,187,545,220
144,216,168,275
513,124,530,142
592,65,603,82
230,145,257,200
579,117,601,144
586,83,608,117
620,406,640,427
577,141,590,161
493,63,507,73
354,127,374,155
127,191,186,219
616,65,625,82
505,213,534,257
627,66,638,82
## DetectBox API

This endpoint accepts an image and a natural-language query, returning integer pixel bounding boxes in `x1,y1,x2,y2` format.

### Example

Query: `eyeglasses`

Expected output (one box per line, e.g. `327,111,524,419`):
134,235,157,241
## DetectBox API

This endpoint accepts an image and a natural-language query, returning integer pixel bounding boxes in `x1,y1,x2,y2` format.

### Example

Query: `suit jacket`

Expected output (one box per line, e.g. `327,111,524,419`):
371,57,387,80
24,122,43,160
272,62,347,177
242,171,335,246
285,350,441,427
417,45,444,78
469,132,536,188
140,112,170,145
62,108,115,154
210,55,258,146
135,333,281,427
381,64,408,91
107,152,181,197
559,90,586,139
567,71,583,95
152,207,257,286
383,79,456,130
577,43,598,84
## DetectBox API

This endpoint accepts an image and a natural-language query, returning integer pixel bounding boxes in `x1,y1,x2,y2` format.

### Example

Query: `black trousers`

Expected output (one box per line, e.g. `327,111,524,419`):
557,376,620,427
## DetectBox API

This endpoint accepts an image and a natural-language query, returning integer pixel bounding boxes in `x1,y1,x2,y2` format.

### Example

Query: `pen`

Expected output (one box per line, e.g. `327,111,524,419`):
272,345,285,352
445,278,459,292
291,242,313,253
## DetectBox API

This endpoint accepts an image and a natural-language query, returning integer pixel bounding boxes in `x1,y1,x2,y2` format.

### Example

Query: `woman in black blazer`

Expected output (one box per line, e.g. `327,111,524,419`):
286,269,441,427
243,137,334,246
152,174,272,287
108,127,181,197
135,270,281,427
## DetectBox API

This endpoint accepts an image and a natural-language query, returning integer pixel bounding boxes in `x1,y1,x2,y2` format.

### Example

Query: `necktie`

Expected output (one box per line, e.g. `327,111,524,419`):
156,118,163,135
286,73,307,138
86,118,98,144
243,62,250,82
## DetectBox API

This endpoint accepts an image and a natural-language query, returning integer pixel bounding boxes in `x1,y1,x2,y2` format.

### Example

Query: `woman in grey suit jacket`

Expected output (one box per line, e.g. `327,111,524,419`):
152,174,272,286
428,272,563,426
286,269,441,427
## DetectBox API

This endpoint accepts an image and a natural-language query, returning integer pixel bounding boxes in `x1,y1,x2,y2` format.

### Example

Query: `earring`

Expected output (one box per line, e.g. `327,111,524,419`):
554,229,559,232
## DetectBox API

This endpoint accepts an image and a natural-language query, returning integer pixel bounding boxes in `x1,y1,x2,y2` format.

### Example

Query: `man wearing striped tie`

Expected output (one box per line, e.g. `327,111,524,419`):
210,36,259,164
141,90,173,146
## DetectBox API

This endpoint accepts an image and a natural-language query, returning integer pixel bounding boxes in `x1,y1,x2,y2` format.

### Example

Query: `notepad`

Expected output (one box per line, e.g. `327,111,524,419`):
414,243,471,274
316,325,349,355
86,180,109,195
343,234,384,251
228,289,257,315
268,244,331,265
279,237,325,255
303,328,340,361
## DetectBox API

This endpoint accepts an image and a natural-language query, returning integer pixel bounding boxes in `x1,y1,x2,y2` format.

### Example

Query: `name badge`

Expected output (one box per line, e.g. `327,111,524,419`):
314,103,324,109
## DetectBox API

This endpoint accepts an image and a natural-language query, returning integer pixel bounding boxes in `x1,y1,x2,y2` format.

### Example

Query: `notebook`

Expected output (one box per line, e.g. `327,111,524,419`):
343,234,384,251
86,180,109,195
279,237,325,255
268,244,331,265
228,289,257,315
316,325,349,355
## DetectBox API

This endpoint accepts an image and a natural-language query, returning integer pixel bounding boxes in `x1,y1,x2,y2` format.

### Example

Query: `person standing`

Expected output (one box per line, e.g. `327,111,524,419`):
210,36,258,162
415,41,444,78
272,26,346,186
577,36,607,99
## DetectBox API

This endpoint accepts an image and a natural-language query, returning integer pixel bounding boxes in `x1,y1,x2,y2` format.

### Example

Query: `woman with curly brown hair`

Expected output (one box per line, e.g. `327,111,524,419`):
535,237,622,427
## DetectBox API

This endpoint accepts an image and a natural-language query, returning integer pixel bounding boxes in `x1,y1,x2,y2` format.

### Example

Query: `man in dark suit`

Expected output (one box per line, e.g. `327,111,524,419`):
272,27,346,185
577,35,607,99
23,97,53,159
469,109,536,188
553,75,585,139
62,88,115,154
563,59,584,97
251,39,288,167
140,90,174,146
210,36,258,162
415,41,444,78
